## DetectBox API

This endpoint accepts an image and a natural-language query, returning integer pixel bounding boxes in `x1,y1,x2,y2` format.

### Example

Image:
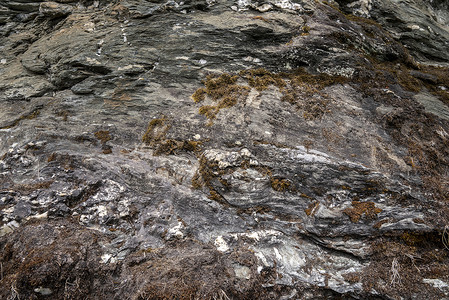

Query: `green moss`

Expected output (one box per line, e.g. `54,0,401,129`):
345,14,382,28
191,155,219,190
353,53,449,200
418,64,449,106
208,189,223,202
276,69,347,119
198,105,217,119
217,96,238,109
183,140,202,152
401,232,426,246
153,139,179,155
191,155,231,205
237,205,271,215
240,68,286,91
14,180,54,193
289,67,348,89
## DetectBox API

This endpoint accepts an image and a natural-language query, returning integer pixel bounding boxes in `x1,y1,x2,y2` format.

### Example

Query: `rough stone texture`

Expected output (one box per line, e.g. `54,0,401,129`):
0,0,448,299
335,0,449,64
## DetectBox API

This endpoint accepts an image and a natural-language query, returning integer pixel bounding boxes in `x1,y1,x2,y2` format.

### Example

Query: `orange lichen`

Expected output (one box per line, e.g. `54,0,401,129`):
305,201,320,216
270,178,292,192
373,218,389,229
252,15,270,22
343,201,382,223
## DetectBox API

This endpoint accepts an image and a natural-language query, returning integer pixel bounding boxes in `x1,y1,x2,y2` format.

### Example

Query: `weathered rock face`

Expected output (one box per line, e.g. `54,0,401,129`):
335,0,449,64
1,0,449,299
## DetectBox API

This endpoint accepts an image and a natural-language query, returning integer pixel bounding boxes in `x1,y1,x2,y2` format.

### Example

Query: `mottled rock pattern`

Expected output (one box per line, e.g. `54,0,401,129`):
0,0,449,299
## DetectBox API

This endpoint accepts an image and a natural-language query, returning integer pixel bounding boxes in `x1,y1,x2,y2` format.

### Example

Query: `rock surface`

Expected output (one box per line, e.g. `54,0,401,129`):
0,0,448,299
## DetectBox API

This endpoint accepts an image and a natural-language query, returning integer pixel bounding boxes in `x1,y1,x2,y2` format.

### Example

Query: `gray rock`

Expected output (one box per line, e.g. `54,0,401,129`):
414,92,449,121
13,200,31,219
336,0,449,64
0,0,448,299
39,2,72,18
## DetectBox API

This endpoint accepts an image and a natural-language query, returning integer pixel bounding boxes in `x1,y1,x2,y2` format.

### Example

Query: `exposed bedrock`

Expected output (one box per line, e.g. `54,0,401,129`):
1,0,448,299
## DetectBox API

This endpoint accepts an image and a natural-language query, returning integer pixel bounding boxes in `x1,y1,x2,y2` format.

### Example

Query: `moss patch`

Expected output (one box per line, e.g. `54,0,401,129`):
12,180,55,195
193,73,251,123
141,117,201,156
191,155,230,205
142,116,170,145
154,139,202,156
94,130,111,144
192,68,348,123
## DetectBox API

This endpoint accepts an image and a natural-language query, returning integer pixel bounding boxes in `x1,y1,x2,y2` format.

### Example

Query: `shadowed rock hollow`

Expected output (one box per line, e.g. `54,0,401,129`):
1,0,449,299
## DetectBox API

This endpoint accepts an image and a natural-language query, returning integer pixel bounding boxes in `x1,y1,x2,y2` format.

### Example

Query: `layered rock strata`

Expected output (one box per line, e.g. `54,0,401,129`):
1,0,449,299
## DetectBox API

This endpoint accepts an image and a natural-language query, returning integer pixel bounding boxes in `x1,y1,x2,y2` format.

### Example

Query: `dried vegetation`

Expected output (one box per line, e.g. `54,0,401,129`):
142,116,201,155
1,220,279,300
192,67,348,123
358,232,449,299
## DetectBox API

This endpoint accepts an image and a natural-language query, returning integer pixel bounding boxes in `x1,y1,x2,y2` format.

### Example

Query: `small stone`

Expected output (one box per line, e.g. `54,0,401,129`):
101,253,117,264
234,265,251,280
13,201,32,219
256,4,272,12
39,2,72,18
240,148,251,157
34,287,53,295
214,236,229,252
0,220,20,237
